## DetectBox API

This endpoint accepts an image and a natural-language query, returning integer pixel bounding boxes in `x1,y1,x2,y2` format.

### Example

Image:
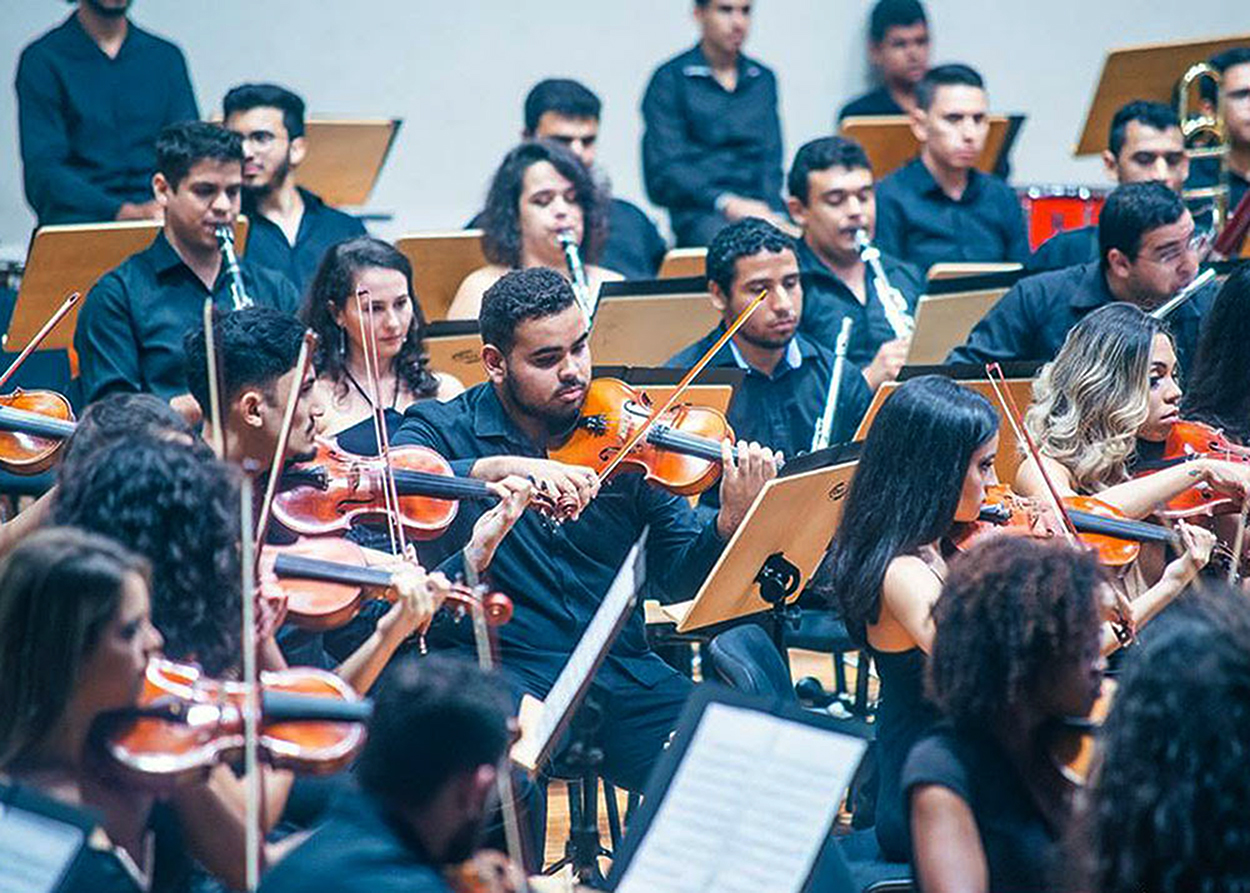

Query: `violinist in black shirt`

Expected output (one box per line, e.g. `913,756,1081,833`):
223,83,366,294
392,267,777,791
74,122,299,414
16,0,198,225
838,0,930,121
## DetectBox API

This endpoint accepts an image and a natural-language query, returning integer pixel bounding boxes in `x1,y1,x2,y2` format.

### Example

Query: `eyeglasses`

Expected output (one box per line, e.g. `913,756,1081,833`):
1145,232,1208,265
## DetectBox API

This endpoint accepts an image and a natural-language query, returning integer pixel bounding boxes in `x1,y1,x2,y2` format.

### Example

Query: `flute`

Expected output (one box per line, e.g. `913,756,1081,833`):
811,317,854,452
557,229,597,322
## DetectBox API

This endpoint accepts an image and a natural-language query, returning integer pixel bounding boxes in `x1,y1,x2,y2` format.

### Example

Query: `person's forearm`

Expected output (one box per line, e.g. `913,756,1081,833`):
335,614,409,694
1097,461,1210,519
0,487,54,558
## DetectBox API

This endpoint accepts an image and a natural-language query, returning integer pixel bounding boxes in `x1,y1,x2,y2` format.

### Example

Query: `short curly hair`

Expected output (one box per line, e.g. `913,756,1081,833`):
478,267,577,355
479,140,606,268
53,437,244,677
1077,585,1250,893
705,217,797,297
926,537,1104,724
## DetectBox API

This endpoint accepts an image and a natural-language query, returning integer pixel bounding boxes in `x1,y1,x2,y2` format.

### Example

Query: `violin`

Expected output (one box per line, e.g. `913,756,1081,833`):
101,658,371,790
954,483,1182,567
548,377,743,496
0,391,76,474
274,439,559,539
445,849,529,893
1132,419,1250,518
259,537,513,632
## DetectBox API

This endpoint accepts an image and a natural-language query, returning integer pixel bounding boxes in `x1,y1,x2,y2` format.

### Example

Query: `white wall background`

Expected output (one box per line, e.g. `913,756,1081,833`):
1,0,1245,256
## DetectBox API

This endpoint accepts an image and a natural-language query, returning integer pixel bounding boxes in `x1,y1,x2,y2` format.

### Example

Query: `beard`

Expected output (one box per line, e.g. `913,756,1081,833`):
736,325,792,353
503,374,584,437
85,0,132,17
441,812,488,865
245,152,292,197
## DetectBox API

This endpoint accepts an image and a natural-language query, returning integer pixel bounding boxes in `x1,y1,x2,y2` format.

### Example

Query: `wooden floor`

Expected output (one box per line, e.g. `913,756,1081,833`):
539,647,870,872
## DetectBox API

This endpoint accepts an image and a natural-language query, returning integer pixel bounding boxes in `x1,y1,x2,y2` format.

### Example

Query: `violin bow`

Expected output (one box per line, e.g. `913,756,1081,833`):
254,331,318,555
0,291,79,392
202,299,225,459
596,288,770,483
239,475,263,892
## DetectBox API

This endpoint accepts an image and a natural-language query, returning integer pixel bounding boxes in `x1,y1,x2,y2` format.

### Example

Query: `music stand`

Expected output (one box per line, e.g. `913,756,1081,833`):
1076,34,1250,156
905,285,1013,366
7,218,249,355
653,443,861,652
657,247,707,280
855,366,1039,484
296,119,401,206
926,261,1023,283
591,277,720,367
839,114,1021,178
0,782,96,893
394,229,487,323
423,319,486,387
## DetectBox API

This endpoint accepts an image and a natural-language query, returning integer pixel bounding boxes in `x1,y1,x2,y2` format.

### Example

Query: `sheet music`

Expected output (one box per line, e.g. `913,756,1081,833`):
511,534,646,770
0,804,86,893
615,703,866,893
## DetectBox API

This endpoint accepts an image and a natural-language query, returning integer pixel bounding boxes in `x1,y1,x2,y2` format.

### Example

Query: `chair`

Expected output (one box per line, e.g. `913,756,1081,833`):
836,828,914,893
705,623,795,702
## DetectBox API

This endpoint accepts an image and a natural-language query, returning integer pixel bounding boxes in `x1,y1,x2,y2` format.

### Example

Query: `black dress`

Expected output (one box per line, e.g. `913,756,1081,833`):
902,725,1060,892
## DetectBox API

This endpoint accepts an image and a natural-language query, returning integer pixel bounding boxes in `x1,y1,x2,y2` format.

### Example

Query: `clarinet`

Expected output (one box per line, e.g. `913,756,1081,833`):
854,229,913,338
215,226,253,311
557,229,597,322
811,317,853,452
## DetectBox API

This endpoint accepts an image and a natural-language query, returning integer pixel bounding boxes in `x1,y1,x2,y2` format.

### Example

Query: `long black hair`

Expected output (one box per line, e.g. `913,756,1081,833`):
479,140,606,268
302,236,441,402
814,375,998,644
1181,262,1250,443
1078,585,1250,893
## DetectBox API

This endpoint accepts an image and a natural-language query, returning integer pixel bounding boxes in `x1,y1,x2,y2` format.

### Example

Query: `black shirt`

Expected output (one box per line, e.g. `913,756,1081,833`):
838,86,905,120
641,44,785,216
875,158,1029,274
602,197,668,280
795,237,924,364
242,187,366,295
1025,225,1097,273
666,329,871,506
390,383,726,695
947,260,1214,374
258,788,452,893
75,231,301,404
903,725,1059,892
16,14,199,225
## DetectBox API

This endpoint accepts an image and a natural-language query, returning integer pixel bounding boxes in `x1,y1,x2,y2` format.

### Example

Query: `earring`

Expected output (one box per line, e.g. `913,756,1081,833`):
337,325,347,359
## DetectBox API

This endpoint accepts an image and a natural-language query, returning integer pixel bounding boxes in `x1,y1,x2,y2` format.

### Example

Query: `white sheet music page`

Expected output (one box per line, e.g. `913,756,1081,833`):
615,702,866,893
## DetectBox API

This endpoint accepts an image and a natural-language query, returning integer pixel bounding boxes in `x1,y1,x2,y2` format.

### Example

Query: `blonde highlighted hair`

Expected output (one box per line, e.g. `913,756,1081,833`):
1024,303,1169,493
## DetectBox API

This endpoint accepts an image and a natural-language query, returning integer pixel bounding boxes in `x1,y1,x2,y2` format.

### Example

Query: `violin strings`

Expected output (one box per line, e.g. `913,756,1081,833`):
354,288,405,557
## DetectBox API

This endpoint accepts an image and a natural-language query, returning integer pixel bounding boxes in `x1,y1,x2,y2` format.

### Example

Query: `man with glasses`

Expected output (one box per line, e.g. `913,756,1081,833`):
949,181,1213,373
223,83,365,293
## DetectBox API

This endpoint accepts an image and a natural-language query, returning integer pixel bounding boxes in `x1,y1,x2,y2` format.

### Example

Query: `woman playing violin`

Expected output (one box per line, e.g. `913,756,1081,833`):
816,374,1001,862
1017,303,1224,631
0,528,186,893
906,537,1110,893
1181,262,1250,445
302,237,463,455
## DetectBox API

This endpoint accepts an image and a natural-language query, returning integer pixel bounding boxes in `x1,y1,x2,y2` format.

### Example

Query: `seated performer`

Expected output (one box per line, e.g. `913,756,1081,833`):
949,181,1210,372
74,121,300,413
301,236,462,452
393,267,777,791
1187,47,1250,228
258,655,519,893
905,537,1109,892
874,64,1028,273
838,0,930,120
0,528,192,893
816,374,999,862
787,136,923,390
223,83,366,294
668,217,872,510
447,141,622,320
1078,585,1250,893
516,78,666,279
1016,304,1222,614
1028,101,1189,272
641,0,787,246
1182,263,1250,443
16,0,198,225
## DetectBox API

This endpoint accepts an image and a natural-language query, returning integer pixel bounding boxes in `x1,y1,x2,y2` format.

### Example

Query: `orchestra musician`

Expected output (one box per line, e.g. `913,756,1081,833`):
787,135,924,390
447,141,622,320
393,266,777,792
1187,47,1250,220
838,0,931,121
73,121,300,415
1181,262,1250,444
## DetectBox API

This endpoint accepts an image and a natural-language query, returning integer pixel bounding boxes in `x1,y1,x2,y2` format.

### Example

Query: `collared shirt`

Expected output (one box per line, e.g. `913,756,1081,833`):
258,788,451,893
1025,225,1097,273
838,86,905,121
601,198,668,280
875,158,1030,274
390,383,726,695
795,237,923,364
16,13,199,225
641,44,784,215
242,187,366,294
947,260,1214,373
75,231,300,403
667,328,872,509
